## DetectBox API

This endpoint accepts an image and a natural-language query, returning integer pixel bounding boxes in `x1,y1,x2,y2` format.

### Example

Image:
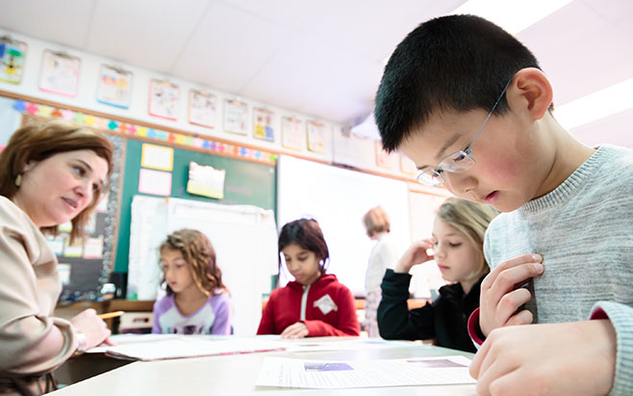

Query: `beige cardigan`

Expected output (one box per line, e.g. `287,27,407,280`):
0,196,78,393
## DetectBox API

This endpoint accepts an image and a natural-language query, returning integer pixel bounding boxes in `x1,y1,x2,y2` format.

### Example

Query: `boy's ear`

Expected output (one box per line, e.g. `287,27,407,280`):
510,68,553,120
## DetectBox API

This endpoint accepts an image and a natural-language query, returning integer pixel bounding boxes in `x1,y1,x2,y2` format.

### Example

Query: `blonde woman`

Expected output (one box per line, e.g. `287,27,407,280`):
378,198,498,352
362,206,398,337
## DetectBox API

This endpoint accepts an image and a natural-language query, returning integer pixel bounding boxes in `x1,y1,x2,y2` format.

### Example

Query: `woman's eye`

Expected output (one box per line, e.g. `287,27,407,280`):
453,153,466,162
433,241,439,246
449,242,462,247
73,166,86,176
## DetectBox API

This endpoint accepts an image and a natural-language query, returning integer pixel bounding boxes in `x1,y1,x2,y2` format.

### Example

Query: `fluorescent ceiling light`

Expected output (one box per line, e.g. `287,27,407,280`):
450,0,574,34
554,78,633,130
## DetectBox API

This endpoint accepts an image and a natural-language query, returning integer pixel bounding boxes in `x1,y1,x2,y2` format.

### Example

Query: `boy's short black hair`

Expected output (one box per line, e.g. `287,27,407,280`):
375,14,544,152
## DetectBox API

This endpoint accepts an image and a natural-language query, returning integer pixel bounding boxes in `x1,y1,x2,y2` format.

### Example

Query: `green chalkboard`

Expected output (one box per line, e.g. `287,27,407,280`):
114,138,276,273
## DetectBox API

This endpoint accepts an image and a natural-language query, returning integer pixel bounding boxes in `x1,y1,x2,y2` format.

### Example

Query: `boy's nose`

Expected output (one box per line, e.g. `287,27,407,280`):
445,172,477,196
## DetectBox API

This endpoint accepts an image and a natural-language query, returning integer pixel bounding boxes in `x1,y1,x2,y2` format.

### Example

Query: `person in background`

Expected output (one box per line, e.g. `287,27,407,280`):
0,121,113,395
361,206,398,337
257,218,360,338
374,14,633,396
152,229,232,335
378,198,498,352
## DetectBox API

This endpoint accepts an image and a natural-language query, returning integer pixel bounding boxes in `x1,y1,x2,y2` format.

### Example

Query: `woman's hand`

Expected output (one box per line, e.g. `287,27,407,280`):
393,238,434,274
280,322,309,339
70,308,112,350
479,254,544,337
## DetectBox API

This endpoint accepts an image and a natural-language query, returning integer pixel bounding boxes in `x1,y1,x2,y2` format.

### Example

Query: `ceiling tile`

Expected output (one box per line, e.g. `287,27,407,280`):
170,0,293,93
0,0,95,49
86,0,210,72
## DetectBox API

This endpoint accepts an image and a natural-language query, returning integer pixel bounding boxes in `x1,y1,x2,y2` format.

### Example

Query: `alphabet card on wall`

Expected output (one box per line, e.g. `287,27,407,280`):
97,64,133,109
253,107,275,142
0,37,27,84
306,120,326,154
149,79,179,120
281,116,305,151
224,98,248,135
188,89,216,129
39,50,80,97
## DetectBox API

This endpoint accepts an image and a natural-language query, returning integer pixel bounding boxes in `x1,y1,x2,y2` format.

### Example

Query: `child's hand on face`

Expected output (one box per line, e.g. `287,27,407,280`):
469,320,616,396
479,254,544,337
394,238,435,274
280,322,309,339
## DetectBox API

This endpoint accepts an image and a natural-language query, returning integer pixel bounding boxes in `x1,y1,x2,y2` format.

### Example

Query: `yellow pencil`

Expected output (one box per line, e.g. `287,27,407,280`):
98,311,125,320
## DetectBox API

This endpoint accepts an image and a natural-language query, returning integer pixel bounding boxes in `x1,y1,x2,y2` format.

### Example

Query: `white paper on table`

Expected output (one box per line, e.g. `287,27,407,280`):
93,336,286,361
256,355,476,389
272,337,416,353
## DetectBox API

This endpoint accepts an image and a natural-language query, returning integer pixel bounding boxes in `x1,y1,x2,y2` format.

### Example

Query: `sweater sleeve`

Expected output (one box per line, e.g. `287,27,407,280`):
377,269,435,341
256,291,277,335
591,301,633,396
0,211,77,377
151,300,162,334
304,285,360,337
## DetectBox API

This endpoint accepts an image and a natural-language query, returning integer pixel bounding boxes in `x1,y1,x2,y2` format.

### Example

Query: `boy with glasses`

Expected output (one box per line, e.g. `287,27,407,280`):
375,14,632,396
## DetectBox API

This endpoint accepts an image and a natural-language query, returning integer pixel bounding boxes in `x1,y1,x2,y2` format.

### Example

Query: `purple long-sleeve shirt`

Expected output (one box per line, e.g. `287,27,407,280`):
152,291,232,335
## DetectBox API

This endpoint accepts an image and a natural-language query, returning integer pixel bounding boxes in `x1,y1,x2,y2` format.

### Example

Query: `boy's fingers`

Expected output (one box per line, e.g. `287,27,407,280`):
496,288,532,324
485,263,543,305
505,309,533,327
481,254,542,290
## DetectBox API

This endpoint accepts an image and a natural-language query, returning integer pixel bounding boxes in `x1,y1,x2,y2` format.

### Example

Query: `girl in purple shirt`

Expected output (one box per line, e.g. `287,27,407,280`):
152,229,232,335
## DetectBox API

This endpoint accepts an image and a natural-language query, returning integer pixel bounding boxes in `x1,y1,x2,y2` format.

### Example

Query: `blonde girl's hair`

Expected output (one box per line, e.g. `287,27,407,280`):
159,229,227,296
362,206,391,237
436,197,500,280
0,120,113,243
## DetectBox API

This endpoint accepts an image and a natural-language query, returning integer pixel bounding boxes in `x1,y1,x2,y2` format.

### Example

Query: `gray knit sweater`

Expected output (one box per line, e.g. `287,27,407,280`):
484,145,633,396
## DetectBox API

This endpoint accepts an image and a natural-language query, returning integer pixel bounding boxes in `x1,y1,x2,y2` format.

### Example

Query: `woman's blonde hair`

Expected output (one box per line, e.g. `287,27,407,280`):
436,197,499,280
159,229,227,296
0,120,113,243
362,206,391,237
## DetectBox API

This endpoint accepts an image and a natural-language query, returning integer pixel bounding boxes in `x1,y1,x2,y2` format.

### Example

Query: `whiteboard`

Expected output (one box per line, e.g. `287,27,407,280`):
128,196,278,335
277,155,410,295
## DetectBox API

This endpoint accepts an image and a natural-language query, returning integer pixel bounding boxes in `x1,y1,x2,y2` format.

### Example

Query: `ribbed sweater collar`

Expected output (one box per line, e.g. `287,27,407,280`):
520,145,611,214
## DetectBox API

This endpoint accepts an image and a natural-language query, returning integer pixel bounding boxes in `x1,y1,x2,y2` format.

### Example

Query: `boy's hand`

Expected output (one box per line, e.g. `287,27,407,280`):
470,320,616,396
393,239,434,274
479,254,544,337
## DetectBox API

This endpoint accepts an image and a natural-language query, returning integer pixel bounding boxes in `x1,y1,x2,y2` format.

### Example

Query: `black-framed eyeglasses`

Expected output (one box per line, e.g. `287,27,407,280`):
416,78,513,187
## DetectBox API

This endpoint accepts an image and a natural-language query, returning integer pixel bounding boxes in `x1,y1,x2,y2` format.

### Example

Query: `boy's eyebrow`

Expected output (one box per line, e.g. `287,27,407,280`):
416,133,461,170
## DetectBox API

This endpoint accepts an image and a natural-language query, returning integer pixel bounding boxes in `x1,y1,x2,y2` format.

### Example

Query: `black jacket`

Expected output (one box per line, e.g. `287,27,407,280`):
377,269,483,353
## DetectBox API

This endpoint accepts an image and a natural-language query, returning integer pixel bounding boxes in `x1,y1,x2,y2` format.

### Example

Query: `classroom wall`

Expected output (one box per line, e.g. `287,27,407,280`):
0,27,417,179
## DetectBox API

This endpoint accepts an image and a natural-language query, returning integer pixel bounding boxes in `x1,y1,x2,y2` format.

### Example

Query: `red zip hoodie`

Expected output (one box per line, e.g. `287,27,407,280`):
257,274,360,336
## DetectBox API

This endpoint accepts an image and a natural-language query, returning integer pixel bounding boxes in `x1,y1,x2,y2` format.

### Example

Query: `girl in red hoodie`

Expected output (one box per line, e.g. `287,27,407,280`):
257,218,360,338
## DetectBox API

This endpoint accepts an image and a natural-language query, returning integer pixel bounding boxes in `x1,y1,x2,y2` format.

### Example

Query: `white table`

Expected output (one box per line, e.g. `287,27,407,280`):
50,337,478,396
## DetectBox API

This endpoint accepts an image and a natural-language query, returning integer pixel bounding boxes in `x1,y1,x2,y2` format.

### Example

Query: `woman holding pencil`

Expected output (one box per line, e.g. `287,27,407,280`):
0,121,114,395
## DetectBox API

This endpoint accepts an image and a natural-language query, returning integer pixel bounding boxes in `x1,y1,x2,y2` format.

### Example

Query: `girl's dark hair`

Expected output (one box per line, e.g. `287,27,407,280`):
159,229,227,296
278,218,330,274
375,14,546,152
0,120,113,243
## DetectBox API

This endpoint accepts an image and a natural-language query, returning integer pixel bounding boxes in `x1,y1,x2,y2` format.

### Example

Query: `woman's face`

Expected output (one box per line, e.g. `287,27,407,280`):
431,217,482,284
12,149,109,227
282,243,322,286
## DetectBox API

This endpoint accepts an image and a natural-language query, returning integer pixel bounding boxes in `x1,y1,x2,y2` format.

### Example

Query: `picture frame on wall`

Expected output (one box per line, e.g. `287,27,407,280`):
0,36,27,85
39,49,81,97
306,120,326,153
188,89,216,129
148,79,179,121
253,107,274,142
281,116,305,151
96,64,133,109
223,98,248,136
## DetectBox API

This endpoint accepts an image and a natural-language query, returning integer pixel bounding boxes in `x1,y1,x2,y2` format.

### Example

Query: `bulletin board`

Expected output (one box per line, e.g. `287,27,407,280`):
114,138,277,273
